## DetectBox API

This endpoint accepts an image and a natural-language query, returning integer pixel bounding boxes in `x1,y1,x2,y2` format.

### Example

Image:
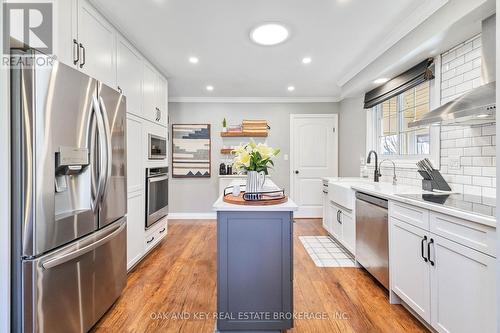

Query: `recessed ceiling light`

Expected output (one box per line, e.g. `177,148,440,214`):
250,23,289,46
287,86,295,92
189,56,199,64
302,57,312,64
206,85,214,91
374,78,389,84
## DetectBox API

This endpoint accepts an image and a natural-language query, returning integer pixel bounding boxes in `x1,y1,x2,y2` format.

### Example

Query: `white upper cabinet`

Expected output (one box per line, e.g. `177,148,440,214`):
142,63,168,127
156,75,168,127
117,37,143,116
76,0,116,87
142,62,158,124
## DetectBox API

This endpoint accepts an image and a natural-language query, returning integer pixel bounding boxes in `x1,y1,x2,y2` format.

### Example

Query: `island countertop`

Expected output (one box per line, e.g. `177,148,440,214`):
213,179,298,212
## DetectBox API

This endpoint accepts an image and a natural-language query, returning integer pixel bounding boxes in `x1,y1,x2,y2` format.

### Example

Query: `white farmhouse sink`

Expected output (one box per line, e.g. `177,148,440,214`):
328,178,372,210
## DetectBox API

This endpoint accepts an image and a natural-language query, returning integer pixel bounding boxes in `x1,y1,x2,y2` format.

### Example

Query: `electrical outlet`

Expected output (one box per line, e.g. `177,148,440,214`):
284,154,289,161
449,156,460,170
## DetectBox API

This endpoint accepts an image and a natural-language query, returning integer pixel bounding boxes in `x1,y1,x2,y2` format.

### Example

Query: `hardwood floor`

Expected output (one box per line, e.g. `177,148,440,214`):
92,219,428,333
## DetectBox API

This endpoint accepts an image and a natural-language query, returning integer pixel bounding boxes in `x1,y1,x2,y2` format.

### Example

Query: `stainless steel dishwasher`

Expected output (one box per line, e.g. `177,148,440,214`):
355,192,389,289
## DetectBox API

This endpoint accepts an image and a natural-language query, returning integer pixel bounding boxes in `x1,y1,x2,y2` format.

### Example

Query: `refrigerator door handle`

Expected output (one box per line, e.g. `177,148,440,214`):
98,96,113,202
41,220,126,270
92,95,107,209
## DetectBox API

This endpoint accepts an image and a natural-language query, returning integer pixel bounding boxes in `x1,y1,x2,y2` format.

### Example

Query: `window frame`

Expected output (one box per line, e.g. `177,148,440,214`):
365,59,441,169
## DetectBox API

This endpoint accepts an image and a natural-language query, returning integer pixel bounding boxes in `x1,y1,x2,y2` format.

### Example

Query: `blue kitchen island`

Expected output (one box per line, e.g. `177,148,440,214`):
213,180,298,332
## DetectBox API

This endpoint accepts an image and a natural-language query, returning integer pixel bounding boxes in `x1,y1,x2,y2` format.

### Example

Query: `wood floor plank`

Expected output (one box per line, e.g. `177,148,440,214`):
91,219,428,333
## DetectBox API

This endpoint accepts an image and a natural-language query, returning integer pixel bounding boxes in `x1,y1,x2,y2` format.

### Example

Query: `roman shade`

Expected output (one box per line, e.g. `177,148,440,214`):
364,58,434,109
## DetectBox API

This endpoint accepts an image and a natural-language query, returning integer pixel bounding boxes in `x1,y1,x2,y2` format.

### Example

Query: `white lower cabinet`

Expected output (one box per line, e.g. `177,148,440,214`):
390,217,431,322
389,204,497,333
340,211,355,255
127,191,145,270
325,201,355,255
430,234,496,333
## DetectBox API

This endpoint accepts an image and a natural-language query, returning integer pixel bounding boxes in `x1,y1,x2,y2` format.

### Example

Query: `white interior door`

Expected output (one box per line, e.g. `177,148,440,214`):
290,114,338,217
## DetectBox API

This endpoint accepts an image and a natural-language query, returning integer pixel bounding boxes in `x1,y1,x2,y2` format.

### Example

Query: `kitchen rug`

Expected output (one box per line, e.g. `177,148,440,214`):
299,236,357,268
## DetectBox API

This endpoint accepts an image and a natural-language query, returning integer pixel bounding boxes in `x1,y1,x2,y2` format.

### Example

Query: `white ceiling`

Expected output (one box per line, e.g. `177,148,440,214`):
91,0,447,99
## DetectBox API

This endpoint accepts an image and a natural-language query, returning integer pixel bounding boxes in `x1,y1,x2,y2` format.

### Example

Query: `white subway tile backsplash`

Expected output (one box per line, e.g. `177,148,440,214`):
454,138,471,148
471,136,491,146
464,47,481,62
463,185,482,195
463,147,482,156
472,37,482,49
472,176,492,187
441,50,456,64
454,80,473,94
377,35,494,196
481,146,495,156
461,156,472,166
463,166,482,176
463,67,481,81
463,126,482,137
472,156,493,167
482,124,496,136
482,167,496,177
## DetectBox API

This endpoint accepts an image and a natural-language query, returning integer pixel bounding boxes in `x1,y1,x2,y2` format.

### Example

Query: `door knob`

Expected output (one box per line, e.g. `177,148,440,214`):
295,170,299,174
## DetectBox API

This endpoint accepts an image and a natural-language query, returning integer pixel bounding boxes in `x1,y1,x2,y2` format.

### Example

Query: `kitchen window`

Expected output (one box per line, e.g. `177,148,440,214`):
372,81,431,157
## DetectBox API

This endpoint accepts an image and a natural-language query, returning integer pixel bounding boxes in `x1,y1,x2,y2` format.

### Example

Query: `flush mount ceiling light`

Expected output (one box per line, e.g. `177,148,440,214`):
250,23,289,46
302,57,312,64
287,86,295,92
374,78,389,84
206,85,214,91
188,56,199,64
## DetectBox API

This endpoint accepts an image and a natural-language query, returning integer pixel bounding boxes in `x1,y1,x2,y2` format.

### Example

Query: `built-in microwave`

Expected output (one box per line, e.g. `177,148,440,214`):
148,134,167,160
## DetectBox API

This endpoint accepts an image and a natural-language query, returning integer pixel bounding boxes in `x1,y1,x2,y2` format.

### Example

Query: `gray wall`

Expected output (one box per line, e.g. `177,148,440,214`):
338,97,366,176
169,102,339,213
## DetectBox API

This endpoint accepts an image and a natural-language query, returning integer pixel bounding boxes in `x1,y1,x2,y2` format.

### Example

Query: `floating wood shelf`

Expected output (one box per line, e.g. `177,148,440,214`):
220,148,235,155
221,131,268,137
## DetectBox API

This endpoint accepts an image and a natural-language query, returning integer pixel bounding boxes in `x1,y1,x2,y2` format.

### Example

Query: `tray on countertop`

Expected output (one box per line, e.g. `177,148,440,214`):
223,191,288,206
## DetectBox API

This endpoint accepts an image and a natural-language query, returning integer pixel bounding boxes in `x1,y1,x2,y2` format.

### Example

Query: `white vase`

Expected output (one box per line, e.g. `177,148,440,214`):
246,171,266,193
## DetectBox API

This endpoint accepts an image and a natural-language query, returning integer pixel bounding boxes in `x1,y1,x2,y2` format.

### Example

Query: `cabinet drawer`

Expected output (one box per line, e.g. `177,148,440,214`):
430,212,496,257
390,201,429,230
144,219,167,253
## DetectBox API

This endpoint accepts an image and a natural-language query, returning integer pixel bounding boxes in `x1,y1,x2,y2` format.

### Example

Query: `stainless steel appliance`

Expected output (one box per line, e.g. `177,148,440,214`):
355,192,389,289
11,49,127,332
146,167,169,228
410,15,496,128
148,134,167,160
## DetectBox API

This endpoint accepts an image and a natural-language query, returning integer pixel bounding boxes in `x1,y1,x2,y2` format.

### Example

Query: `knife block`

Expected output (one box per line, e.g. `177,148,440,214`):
418,170,452,192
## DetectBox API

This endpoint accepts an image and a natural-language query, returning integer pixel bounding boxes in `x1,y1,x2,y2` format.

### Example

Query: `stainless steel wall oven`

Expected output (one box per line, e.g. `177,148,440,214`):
146,167,169,228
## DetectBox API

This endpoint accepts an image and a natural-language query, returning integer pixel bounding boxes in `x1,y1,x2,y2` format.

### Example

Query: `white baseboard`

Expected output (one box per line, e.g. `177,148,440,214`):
167,212,217,220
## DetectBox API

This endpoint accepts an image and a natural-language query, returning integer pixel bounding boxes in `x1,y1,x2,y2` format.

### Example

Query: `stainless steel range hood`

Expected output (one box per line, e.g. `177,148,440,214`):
409,14,496,128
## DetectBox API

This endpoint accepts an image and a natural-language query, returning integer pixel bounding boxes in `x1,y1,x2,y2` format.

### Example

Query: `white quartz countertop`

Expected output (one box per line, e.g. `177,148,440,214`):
213,179,298,212
327,178,495,227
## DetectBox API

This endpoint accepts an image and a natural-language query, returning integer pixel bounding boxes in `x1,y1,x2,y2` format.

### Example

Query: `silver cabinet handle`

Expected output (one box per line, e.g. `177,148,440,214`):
149,175,168,183
73,39,79,64
42,221,126,269
79,43,85,68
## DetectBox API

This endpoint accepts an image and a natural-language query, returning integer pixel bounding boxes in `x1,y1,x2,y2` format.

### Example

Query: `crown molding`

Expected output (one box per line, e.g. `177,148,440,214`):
169,96,341,103
337,0,449,87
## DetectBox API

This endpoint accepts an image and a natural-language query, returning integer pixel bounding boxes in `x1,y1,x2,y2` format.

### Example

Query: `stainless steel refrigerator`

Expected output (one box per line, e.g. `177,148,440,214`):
11,49,127,332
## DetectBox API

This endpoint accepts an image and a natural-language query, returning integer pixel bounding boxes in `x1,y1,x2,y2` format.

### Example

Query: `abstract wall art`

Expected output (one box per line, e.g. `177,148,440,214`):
172,124,211,178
